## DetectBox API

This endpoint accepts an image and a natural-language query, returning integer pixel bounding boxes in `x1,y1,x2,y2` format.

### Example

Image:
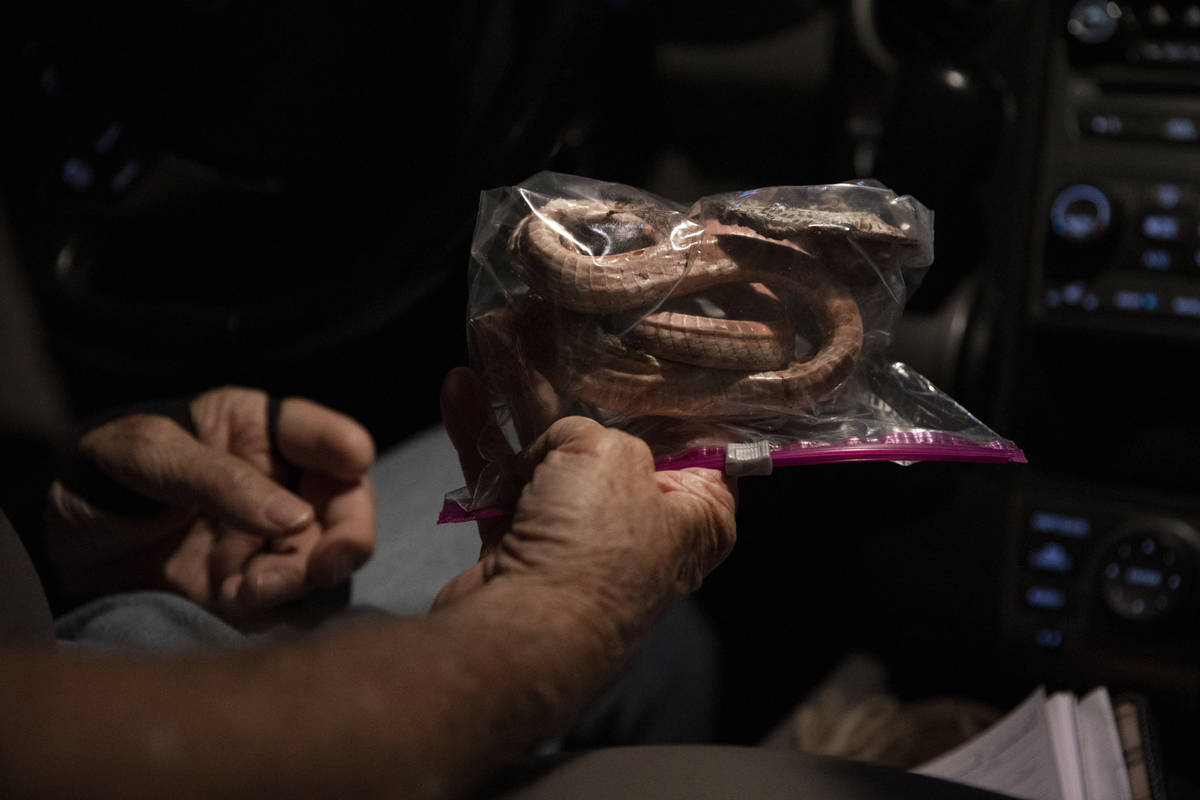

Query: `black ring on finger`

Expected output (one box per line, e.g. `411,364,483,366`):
266,395,283,461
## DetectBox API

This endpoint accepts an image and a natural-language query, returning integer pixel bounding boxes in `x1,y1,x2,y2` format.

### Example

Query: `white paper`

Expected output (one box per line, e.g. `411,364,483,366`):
914,687,1066,800
1045,691,1086,800
1076,688,1133,800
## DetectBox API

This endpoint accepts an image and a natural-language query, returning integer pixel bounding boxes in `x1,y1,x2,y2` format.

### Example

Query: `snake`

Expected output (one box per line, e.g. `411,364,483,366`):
490,195,913,419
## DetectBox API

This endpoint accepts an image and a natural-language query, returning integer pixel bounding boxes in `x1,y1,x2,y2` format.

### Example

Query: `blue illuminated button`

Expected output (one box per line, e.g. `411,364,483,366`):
1026,586,1067,610
1050,184,1112,243
1162,116,1199,142
1125,565,1164,587
1088,114,1123,135
1170,295,1200,317
1068,1,1120,44
61,157,95,192
1028,542,1074,573
110,160,141,193
1029,511,1091,538
1034,628,1064,649
1141,215,1181,241
1150,183,1183,210
1139,249,1173,271
1113,289,1160,312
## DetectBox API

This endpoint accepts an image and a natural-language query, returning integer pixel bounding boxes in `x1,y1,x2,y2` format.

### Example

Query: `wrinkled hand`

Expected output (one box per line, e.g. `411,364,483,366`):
433,367,737,621
46,387,376,617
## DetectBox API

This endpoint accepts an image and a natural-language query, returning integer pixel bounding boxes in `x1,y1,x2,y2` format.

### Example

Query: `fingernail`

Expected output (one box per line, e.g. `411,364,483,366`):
253,570,291,605
326,552,361,587
262,492,313,531
219,574,243,606
440,378,470,421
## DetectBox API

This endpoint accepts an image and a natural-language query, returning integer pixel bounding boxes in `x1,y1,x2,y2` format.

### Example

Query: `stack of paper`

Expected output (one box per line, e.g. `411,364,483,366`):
913,687,1132,800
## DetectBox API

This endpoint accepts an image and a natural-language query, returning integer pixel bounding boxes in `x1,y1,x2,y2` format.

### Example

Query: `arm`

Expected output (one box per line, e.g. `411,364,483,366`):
1,370,736,799
0,572,645,799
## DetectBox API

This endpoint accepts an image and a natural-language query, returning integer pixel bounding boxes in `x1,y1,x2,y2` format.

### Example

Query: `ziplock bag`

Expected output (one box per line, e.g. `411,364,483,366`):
440,172,1024,523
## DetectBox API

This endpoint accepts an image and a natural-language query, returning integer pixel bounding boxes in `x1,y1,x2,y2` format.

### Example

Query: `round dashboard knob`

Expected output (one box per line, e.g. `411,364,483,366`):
1067,0,1121,45
1049,183,1115,244
1046,183,1118,280
1098,525,1196,622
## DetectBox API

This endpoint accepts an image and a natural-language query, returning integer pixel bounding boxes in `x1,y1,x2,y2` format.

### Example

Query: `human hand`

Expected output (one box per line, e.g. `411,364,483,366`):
432,367,737,624
46,387,376,617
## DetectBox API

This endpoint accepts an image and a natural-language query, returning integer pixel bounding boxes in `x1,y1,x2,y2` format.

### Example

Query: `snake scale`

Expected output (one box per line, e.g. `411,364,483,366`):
491,194,917,419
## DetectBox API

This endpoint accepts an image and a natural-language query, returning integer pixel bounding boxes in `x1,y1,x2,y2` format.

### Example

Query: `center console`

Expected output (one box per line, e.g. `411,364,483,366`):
999,0,1200,704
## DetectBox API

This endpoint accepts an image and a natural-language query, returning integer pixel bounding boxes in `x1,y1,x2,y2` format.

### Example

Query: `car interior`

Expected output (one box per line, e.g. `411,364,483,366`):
3,0,1198,794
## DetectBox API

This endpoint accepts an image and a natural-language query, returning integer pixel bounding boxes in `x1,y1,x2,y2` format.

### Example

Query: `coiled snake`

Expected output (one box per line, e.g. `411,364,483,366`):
479,195,917,421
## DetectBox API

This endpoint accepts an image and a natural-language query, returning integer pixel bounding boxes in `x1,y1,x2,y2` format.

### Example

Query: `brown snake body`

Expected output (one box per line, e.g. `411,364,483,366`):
499,197,878,417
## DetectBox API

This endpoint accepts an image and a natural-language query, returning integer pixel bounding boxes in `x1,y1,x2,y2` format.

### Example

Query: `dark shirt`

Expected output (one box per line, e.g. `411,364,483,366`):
0,509,54,645
1,198,71,638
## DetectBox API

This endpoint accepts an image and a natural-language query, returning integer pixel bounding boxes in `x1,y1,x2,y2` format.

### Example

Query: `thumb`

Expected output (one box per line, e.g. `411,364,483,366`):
80,414,314,536
657,467,738,593
430,559,490,612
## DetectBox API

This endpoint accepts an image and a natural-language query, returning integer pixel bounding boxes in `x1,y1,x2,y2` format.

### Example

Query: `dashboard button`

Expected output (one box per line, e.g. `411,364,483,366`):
1160,115,1200,142
1138,248,1175,271
1169,293,1200,318
1028,541,1075,573
1141,214,1184,242
1068,0,1122,45
1112,288,1165,313
1034,627,1065,648
1080,111,1130,138
1028,510,1093,538
1047,184,1119,280
1099,532,1194,621
1026,585,1068,610
1149,183,1183,209
1143,182,1197,213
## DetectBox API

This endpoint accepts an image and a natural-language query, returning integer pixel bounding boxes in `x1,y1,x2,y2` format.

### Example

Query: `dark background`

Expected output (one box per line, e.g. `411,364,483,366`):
3,0,1198,792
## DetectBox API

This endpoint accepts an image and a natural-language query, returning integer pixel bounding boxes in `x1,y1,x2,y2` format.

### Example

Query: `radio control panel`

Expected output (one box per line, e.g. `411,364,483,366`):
1003,482,1200,671
1031,2,1200,338
1040,177,1200,326
1001,4,1200,691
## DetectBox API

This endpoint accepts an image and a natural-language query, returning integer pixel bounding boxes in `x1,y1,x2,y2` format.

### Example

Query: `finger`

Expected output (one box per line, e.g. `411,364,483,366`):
657,467,739,590
429,559,488,612
208,524,267,606
47,481,194,603
511,415,610,482
657,467,739,509
81,415,314,537
161,516,222,607
441,367,518,549
47,481,192,559
236,546,312,610
473,309,564,447
440,367,511,488
274,398,375,482
304,475,377,589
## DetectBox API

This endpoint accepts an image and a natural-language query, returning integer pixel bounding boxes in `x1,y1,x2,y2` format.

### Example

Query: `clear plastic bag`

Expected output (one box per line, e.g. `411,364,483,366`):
440,172,1024,523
